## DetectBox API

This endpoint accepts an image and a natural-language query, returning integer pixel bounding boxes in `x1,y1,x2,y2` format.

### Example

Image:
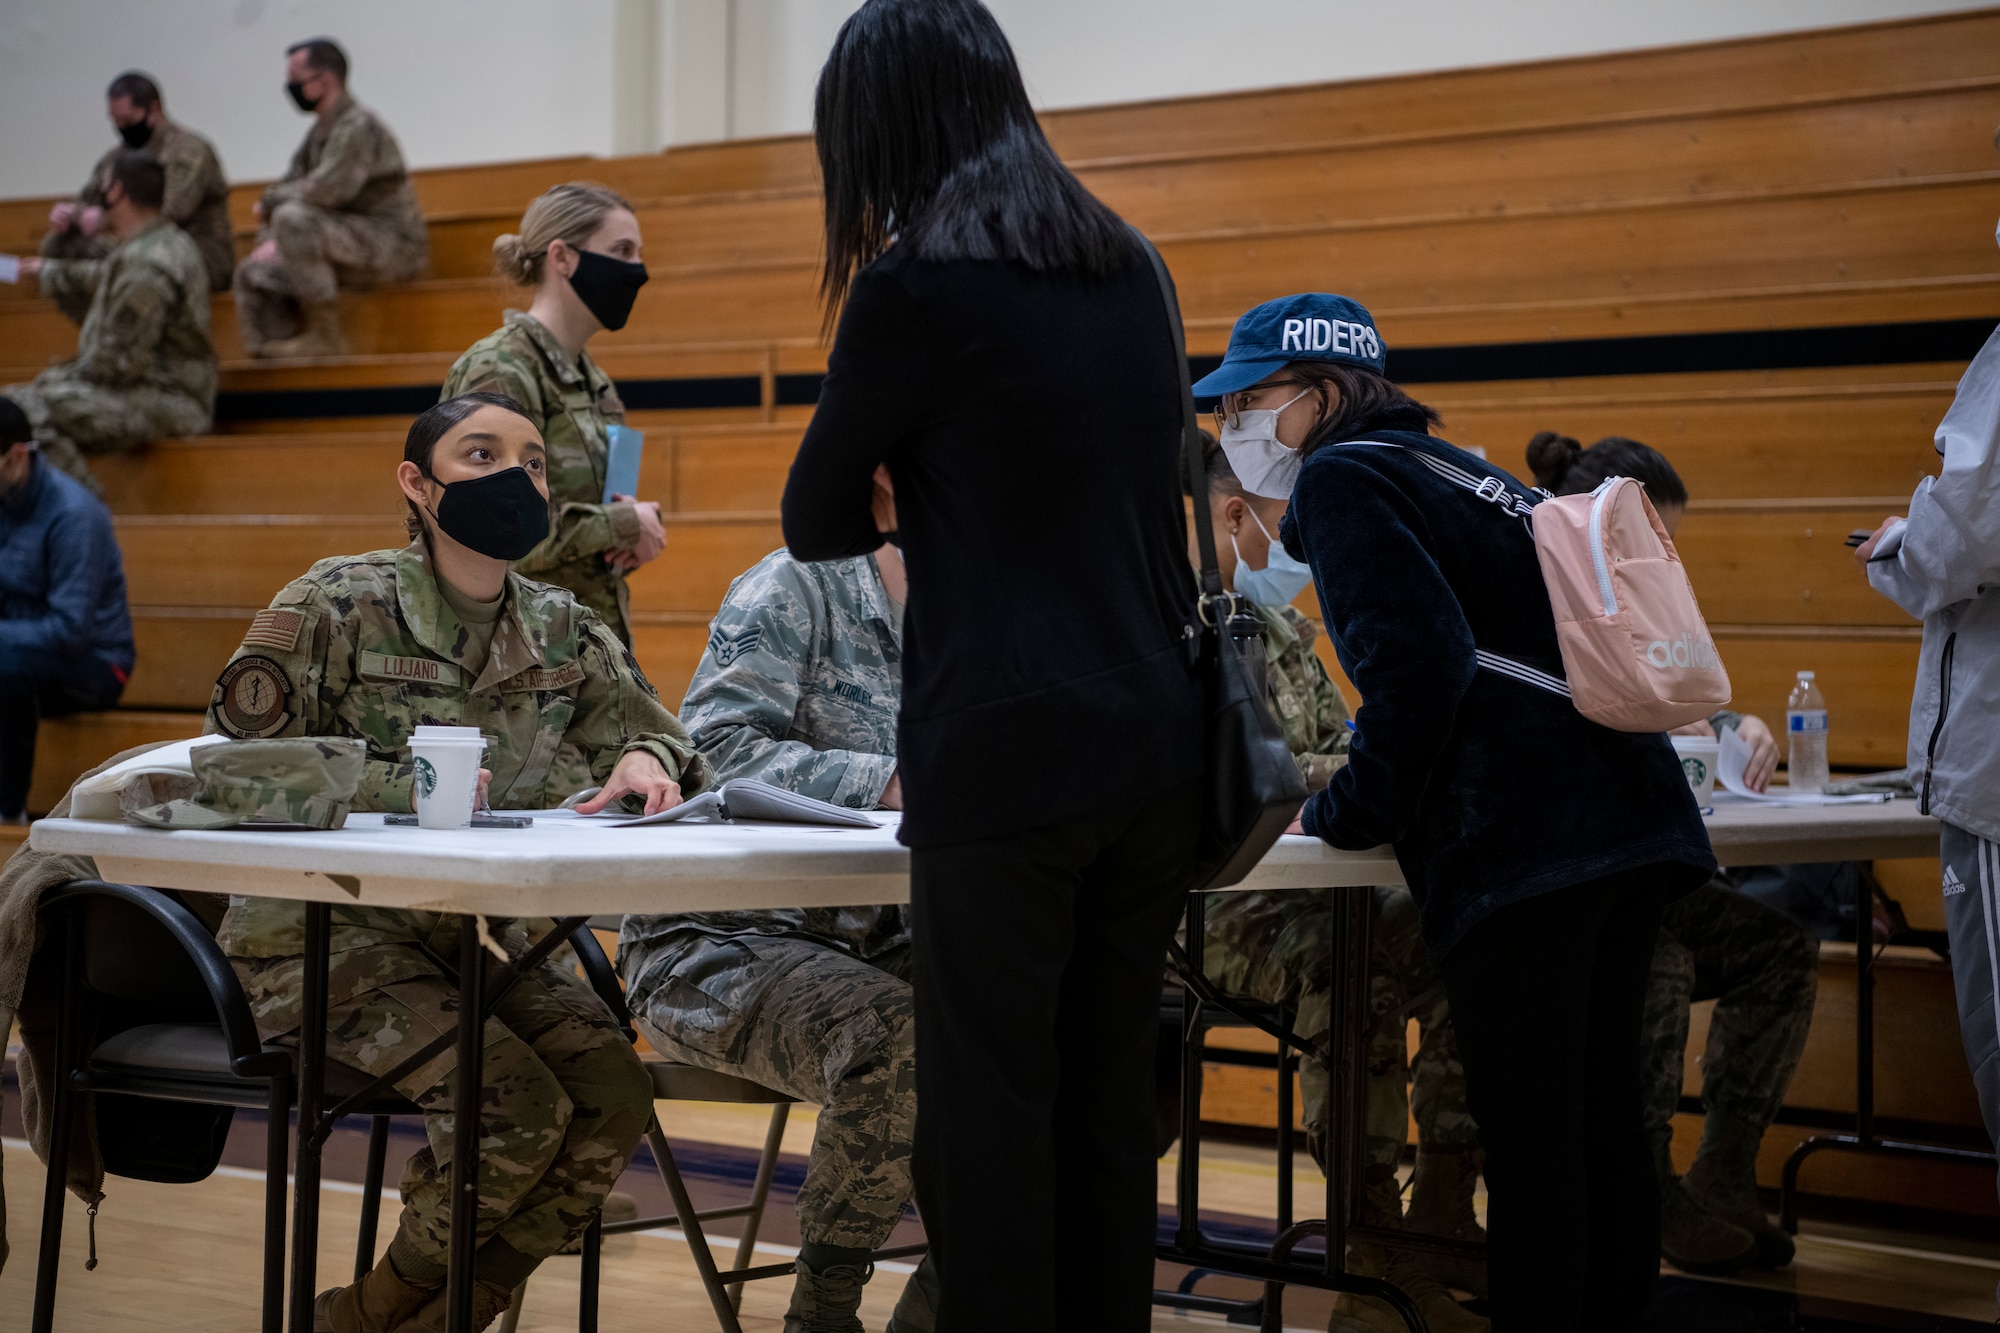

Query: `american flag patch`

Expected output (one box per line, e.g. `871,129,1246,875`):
242,608,305,652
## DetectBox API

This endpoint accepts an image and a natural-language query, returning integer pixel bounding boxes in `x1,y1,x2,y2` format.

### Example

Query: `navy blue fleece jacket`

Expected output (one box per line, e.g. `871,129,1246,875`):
1282,408,1714,955
0,452,134,669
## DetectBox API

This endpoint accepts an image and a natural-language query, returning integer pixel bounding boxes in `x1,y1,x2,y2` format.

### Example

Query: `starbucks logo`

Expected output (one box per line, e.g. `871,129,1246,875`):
414,756,438,798
1681,757,1709,787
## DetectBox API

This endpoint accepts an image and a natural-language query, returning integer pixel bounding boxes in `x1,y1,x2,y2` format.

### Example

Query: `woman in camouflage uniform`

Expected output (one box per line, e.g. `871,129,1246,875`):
440,183,665,649
207,393,706,1333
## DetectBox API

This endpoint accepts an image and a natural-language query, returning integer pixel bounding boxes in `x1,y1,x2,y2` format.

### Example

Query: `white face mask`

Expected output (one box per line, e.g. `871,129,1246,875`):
1218,388,1311,500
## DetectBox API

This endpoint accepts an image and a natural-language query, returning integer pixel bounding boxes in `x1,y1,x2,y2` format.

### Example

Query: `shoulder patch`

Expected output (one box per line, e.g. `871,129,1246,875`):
242,608,307,652
212,655,295,738
708,625,763,668
501,660,587,693
358,651,463,688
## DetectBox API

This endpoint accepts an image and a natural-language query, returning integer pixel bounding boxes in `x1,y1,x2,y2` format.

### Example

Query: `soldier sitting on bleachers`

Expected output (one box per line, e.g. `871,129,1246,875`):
0,398,134,825
41,70,233,324
3,149,217,489
231,37,428,358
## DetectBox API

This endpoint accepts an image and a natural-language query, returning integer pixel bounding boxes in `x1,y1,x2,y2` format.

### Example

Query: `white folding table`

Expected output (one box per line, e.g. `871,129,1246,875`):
26,799,1944,1332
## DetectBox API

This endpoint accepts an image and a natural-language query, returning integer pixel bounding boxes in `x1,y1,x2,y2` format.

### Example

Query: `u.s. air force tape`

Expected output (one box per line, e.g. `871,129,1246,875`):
212,654,295,738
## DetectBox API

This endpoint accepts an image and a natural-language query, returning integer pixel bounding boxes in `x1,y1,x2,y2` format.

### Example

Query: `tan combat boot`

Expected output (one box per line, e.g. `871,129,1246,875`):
310,1251,440,1333
398,1280,519,1333
1402,1148,1488,1298
260,298,347,358
783,1257,872,1333
1330,1244,1489,1333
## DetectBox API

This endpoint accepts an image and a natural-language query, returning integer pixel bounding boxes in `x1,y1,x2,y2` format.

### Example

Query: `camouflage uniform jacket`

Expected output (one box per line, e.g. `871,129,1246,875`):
76,120,234,289
440,312,641,642
212,539,707,971
1256,602,1351,791
262,98,425,247
620,548,908,968
39,218,216,410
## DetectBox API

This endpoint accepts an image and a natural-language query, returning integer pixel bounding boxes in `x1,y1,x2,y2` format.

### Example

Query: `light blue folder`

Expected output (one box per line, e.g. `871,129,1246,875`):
601,425,643,503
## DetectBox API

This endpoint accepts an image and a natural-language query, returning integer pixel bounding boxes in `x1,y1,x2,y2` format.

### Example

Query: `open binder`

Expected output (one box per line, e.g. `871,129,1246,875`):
609,778,880,828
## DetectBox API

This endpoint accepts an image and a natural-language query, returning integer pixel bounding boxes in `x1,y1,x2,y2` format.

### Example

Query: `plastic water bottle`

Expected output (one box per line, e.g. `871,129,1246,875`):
1786,671,1829,794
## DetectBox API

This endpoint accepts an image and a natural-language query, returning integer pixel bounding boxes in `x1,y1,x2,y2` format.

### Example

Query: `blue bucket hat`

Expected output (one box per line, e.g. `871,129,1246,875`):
1191,293,1385,397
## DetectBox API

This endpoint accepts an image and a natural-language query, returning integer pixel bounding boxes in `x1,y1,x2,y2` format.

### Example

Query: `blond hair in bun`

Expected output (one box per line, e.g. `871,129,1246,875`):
492,181,634,286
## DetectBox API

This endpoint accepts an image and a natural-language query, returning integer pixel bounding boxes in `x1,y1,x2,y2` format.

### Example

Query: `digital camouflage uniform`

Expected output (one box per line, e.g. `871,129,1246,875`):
1200,604,1477,1196
4,217,215,488
211,539,706,1282
1641,880,1818,1199
40,119,234,320
441,312,643,644
618,548,915,1253
232,97,427,352
1640,710,1817,1224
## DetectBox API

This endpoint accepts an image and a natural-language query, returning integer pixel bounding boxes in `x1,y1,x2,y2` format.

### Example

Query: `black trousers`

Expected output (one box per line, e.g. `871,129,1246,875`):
1439,866,1680,1333
909,778,1202,1333
0,647,125,817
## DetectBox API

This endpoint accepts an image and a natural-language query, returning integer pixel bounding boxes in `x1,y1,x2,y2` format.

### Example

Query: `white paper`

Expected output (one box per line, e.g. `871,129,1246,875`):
1715,725,1889,805
0,255,19,284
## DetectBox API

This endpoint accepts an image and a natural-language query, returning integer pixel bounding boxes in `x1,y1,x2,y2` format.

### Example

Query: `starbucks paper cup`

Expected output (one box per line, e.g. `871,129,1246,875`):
1670,735,1720,807
409,733,486,830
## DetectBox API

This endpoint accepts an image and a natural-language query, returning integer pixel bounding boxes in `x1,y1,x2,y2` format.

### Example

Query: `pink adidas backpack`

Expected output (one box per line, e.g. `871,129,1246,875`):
1530,476,1731,731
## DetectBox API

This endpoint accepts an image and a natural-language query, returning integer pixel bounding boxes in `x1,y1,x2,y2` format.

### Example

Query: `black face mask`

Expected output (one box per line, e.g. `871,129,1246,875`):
567,249,649,331
426,467,550,561
116,120,153,150
286,80,319,113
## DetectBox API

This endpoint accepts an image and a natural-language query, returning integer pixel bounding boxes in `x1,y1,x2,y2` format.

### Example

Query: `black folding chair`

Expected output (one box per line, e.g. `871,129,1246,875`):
29,880,415,1333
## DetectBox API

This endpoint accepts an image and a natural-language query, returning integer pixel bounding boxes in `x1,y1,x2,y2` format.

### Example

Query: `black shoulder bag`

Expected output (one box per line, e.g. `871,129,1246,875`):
1138,238,1309,890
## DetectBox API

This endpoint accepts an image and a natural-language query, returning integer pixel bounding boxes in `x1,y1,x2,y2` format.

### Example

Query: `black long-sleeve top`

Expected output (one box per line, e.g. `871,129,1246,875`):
781,247,1204,847
1284,408,1715,955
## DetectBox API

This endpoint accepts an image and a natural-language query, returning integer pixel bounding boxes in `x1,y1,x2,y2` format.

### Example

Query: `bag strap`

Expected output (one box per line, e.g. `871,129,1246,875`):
1350,438,1546,522
1135,232,1227,604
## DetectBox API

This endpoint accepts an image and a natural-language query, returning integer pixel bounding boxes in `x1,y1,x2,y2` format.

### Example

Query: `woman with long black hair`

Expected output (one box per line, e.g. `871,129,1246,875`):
780,2,1204,1328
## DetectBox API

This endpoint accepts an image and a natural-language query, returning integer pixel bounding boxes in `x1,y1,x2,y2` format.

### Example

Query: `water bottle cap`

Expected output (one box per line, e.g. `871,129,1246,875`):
1798,670,1815,681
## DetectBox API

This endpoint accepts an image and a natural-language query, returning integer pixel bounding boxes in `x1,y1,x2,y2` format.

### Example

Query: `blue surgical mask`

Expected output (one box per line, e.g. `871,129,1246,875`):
1231,506,1314,607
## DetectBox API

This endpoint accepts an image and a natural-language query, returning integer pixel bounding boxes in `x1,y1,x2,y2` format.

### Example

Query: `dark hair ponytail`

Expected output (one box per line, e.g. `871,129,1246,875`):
1530,432,1690,507
403,392,534,539
1525,431,1582,492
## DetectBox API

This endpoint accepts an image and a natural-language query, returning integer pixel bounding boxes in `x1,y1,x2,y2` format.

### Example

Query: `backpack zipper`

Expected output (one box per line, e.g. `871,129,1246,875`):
1920,631,1957,816
1588,479,1620,617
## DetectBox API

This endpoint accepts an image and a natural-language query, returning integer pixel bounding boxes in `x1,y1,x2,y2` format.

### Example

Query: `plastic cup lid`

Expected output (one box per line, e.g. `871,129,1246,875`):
412,725,484,739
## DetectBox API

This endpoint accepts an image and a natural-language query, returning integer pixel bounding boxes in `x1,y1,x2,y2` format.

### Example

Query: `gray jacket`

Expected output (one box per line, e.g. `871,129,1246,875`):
1868,324,2000,844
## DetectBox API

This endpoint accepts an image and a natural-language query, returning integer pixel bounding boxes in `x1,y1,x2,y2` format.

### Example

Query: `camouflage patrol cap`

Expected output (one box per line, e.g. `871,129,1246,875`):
128,737,367,830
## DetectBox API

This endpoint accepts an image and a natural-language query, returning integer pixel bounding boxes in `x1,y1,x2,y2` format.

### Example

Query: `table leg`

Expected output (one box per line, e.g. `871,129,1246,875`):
1176,890,1206,1252
446,915,487,1333
1856,868,1876,1143
289,901,330,1333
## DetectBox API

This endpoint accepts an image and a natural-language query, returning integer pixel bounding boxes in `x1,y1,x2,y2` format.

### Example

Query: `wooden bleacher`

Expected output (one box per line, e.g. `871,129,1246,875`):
6,8,1998,1216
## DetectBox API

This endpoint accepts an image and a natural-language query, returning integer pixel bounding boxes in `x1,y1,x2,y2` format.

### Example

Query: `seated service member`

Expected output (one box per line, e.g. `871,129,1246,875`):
1530,432,1817,1278
4,150,216,488
0,398,133,823
41,70,233,322
209,393,703,1333
1199,294,1715,1329
620,474,937,1333
441,183,665,648
1186,435,1486,1333
232,38,428,358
